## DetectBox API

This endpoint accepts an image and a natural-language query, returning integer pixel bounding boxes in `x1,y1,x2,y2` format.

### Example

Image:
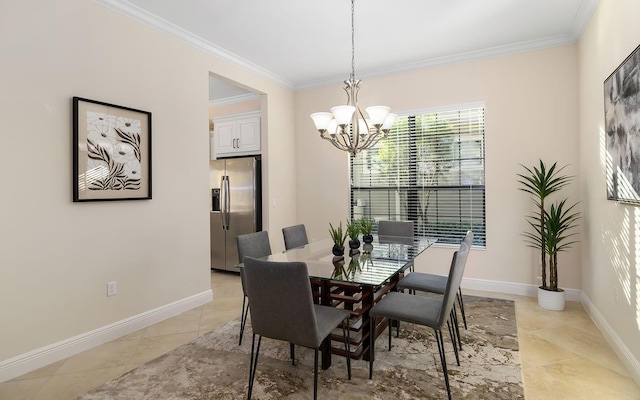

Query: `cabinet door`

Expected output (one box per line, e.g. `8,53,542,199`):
215,120,236,156
236,116,261,153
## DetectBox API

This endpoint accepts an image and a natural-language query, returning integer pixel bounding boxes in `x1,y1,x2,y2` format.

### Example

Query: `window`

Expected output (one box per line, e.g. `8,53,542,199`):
350,104,486,247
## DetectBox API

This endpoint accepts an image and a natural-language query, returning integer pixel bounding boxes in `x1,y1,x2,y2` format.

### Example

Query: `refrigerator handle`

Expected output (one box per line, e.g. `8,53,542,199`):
220,176,227,230
224,176,231,229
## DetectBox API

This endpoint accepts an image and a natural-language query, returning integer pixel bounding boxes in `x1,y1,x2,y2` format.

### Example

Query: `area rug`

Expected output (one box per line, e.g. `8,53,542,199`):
76,296,523,399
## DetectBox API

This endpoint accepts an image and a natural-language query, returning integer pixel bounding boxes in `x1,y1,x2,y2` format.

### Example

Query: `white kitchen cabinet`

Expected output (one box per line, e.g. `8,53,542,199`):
211,111,261,159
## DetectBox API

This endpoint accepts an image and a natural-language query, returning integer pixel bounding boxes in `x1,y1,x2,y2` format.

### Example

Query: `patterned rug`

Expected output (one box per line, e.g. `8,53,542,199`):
76,296,523,399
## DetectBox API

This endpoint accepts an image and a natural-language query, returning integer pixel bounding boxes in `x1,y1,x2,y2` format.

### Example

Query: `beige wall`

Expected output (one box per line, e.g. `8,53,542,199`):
0,0,295,365
578,0,640,372
295,45,581,288
209,99,261,119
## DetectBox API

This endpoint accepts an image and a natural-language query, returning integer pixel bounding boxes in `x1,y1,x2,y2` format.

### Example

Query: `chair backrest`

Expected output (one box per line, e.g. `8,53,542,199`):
462,229,474,248
436,231,473,327
237,231,272,297
378,220,414,245
243,257,322,348
236,231,272,264
282,224,309,250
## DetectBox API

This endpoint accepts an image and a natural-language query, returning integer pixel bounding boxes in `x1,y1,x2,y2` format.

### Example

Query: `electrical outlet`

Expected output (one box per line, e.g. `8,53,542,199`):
107,281,117,297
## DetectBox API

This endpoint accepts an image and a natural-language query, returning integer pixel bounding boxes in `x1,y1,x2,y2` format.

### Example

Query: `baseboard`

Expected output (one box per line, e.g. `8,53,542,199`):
0,290,213,383
461,277,582,301
462,277,640,385
581,292,640,386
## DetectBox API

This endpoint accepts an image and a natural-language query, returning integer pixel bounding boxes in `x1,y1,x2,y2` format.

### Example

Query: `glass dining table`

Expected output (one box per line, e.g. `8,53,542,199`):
240,235,437,369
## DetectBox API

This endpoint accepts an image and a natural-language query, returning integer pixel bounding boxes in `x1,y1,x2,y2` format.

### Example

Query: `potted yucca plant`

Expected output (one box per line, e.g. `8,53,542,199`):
360,216,374,244
346,219,361,250
329,221,347,257
518,160,580,311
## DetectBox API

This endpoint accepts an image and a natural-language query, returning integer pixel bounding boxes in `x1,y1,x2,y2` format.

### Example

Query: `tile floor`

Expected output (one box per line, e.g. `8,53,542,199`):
1,271,639,399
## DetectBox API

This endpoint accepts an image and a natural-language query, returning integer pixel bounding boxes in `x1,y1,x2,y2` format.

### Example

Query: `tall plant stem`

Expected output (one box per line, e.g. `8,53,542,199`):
540,198,547,289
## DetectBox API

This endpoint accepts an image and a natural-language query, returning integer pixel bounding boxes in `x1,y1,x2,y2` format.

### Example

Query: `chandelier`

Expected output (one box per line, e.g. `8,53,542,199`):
310,0,397,157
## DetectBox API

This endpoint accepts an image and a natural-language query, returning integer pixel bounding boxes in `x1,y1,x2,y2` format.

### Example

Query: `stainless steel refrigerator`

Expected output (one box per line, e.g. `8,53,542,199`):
210,156,261,271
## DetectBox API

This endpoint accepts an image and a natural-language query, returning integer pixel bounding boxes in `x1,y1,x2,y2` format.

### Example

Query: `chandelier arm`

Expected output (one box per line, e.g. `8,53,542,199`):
339,133,353,149
356,134,379,152
323,132,348,151
358,132,380,149
362,134,384,150
325,136,350,152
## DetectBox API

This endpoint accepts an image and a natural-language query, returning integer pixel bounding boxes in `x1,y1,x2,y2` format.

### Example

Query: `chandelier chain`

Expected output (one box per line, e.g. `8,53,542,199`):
351,0,355,81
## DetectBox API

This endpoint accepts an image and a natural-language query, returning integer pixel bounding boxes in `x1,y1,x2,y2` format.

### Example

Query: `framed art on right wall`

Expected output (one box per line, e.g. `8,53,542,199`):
604,43,640,204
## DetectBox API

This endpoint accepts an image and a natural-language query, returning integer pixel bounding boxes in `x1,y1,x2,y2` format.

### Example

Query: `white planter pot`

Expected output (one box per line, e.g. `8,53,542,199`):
538,287,565,311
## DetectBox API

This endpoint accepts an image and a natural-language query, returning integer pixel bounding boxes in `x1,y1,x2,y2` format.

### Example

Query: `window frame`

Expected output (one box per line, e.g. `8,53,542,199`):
349,102,486,248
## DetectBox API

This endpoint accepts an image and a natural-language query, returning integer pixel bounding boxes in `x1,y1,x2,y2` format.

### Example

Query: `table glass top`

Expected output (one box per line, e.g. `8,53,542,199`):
242,236,437,287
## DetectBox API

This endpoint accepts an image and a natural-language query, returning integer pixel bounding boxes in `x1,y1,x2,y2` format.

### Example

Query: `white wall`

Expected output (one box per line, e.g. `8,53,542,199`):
578,0,640,378
0,0,295,378
295,45,581,289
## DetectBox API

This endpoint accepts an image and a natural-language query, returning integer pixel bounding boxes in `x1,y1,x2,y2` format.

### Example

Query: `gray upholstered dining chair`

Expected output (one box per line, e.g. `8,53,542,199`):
368,238,471,400
236,231,272,346
243,257,351,400
397,231,474,333
282,224,309,250
378,220,415,271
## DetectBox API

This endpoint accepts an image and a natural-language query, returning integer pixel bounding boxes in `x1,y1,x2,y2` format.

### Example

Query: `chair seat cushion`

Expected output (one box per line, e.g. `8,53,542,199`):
397,272,447,294
369,292,441,328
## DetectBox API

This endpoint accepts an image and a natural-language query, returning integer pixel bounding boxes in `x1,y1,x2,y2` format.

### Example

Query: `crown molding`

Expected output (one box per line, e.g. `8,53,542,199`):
94,0,294,90
209,93,262,107
570,0,600,38
298,34,578,90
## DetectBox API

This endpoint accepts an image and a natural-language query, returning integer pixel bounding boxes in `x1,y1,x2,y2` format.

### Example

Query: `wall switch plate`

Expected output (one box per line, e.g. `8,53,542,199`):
107,281,117,297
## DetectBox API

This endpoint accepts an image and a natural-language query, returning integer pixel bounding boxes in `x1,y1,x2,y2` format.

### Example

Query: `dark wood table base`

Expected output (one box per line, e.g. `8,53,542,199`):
312,270,402,370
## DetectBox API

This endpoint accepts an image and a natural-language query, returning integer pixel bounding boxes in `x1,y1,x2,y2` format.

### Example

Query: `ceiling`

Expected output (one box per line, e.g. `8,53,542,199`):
102,0,599,98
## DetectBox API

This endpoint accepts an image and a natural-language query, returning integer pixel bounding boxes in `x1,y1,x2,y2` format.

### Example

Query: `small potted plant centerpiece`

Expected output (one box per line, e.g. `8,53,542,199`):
329,221,347,257
518,160,580,311
360,216,374,244
346,219,361,250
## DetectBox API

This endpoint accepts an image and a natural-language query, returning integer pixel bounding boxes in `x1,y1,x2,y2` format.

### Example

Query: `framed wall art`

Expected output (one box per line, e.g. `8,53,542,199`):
604,44,640,204
73,97,152,202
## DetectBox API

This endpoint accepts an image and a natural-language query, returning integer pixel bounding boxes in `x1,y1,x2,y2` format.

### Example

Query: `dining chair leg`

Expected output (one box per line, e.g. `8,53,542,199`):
239,296,249,346
248,334,262,400
369,316,375,379
388,319,393,350
451,305,463,352
313,348,319,400
342,317,352,380
446,319,460,366
290,343,295,365
434,329,452,400
457,289,468,329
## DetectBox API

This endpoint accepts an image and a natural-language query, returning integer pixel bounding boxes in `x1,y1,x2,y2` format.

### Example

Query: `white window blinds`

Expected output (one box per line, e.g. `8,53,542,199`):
350,104,486,247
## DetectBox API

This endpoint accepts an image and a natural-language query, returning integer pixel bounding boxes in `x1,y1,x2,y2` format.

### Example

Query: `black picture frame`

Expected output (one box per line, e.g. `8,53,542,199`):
73,97,152,202
604,44,640,204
